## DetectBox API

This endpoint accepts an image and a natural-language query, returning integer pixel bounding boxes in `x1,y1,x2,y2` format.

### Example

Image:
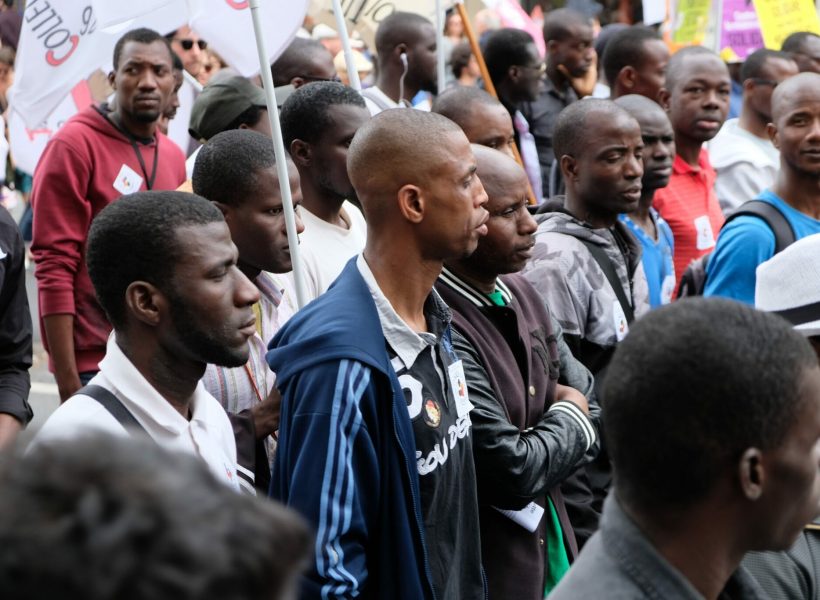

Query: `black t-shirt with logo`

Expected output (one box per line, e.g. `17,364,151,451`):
386,298,484,599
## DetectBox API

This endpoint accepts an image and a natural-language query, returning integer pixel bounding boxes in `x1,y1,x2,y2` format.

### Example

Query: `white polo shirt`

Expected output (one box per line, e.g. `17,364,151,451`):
32,334,239,491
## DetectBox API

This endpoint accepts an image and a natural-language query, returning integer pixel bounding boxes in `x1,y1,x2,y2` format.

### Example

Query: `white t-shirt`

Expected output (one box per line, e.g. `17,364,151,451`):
297,201,367,300
708,118,779,215
31,334,239,491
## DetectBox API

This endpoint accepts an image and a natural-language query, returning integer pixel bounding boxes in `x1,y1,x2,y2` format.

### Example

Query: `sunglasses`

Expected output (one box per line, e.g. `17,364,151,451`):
175,39,207,51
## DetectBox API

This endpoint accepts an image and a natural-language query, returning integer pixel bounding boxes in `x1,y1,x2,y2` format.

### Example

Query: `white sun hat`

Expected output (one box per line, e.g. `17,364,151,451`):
755,233,820,337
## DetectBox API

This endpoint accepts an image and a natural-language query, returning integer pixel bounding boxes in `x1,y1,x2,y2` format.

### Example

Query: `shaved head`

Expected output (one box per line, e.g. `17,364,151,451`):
614,93,668,121
472,144,527,201
348,109,465,220
771,71,820,120
554,99,635,160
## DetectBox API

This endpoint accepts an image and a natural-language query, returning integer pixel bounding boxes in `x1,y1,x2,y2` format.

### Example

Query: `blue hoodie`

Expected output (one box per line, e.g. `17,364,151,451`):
267,260,435,600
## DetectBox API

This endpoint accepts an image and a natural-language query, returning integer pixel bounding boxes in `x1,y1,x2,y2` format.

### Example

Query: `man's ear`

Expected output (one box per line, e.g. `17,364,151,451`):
767,122,779,148
212,201,231,220
124,281,164,328
289,139,311,168
397,184,424,224
108,70,117,90
738,447,765,501
657,87,672,111
560,154,578,183
619,66,636,90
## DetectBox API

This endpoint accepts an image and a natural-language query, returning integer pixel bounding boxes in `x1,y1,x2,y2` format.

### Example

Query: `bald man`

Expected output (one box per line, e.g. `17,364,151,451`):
615,95,677,307
432,86,517,158
268,109,489,599
436,146,599,598
362,11,438,113
705,72,820,305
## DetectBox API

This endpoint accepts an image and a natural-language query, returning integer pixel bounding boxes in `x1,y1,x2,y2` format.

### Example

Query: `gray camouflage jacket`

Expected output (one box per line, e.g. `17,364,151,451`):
521,201,650,376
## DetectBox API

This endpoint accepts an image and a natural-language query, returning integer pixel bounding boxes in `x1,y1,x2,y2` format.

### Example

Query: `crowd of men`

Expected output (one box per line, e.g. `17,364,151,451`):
1,5,820,600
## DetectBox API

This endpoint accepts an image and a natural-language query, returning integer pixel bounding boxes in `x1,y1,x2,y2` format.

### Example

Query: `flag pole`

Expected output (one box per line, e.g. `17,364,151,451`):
331,0,362,91
436,0,446,94
248,0,309,309
456,0,537,205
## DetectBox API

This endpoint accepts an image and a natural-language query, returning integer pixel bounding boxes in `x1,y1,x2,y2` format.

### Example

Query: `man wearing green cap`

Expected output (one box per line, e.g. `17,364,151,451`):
185,73,280,178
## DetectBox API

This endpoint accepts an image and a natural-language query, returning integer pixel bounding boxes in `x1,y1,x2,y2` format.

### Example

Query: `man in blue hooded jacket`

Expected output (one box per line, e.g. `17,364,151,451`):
267,109,490,599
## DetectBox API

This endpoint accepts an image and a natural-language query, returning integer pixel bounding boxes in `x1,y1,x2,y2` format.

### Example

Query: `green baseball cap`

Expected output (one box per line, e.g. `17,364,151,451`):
188,74,273,141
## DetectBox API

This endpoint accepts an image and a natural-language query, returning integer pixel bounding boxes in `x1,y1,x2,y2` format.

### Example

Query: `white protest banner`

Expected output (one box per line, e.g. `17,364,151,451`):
8,80,94,175
188,0,309,77
94,0,180,29
10,0,107,128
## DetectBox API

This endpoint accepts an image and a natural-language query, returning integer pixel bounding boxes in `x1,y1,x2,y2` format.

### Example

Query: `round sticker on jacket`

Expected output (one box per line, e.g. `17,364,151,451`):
423,398,442,428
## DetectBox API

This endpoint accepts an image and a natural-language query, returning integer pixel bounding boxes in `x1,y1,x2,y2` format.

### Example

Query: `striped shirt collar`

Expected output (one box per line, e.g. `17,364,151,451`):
439,267,513,308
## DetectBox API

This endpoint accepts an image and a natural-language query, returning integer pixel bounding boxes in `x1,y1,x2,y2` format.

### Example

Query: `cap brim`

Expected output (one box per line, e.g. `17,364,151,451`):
795,321,820,337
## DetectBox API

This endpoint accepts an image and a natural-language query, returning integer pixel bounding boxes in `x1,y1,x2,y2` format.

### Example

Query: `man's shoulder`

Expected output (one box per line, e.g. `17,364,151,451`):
32,395,126,447
548,534,639,599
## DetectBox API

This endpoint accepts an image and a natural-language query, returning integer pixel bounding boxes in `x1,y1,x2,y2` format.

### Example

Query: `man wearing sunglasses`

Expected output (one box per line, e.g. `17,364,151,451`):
709,49,798,214
167,25,207,79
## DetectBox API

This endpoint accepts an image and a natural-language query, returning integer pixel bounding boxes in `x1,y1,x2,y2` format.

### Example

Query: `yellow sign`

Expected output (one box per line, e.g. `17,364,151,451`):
754,0,820,49
672,0,712,46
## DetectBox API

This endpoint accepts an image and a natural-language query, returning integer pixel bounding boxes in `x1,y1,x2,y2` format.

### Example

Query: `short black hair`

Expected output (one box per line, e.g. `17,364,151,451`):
0,434,310,600
602,26,662,89
113,28,172,70
740,48,794,82
280,80,366,150
431,85,501,123
374,11,433,56
270,37,331,86
482,28,536,88
450,41,473,79
604,298,818,514
664,45,719,92
87,191,224,329
553,98,631,160
782,31,820,53
192,129,281,208
542,8,590,43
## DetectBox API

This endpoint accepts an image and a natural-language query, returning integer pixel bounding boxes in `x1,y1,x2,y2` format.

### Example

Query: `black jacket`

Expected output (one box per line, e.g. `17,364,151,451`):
0,206,32,425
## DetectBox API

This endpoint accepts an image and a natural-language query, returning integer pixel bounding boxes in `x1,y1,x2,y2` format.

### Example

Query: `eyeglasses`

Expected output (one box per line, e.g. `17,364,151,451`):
515,62,547,76
174,38,207,51
750,78,779,88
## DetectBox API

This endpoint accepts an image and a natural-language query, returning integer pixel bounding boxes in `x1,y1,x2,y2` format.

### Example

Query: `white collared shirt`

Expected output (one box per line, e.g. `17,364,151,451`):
32,334,239,491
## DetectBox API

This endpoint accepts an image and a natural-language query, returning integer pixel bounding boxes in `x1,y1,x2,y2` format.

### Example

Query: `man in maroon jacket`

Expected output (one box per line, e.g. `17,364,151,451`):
31,27,185,401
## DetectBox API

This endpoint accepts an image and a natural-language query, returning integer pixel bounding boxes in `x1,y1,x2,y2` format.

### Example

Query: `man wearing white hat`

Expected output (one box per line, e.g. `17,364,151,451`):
756,233,820,354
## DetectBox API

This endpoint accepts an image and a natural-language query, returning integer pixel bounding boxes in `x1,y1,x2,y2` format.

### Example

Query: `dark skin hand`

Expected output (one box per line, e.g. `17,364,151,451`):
557,52,598,98
251,385,282,440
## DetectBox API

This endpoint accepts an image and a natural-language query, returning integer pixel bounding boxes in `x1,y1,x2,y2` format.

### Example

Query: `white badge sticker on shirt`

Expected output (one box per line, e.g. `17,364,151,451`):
113,164,143,195
612,300,629,342
660,274,676,305
448,359,474,418
694,214,716,250
493,501,545,532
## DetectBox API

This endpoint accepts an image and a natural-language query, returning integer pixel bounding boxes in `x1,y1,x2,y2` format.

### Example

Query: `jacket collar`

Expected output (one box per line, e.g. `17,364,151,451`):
438,266,513,308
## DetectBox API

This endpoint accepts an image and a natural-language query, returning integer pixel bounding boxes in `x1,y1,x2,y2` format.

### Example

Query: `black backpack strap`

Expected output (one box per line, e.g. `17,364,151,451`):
75,384,151,438
725,200,796,253
577,239,635,323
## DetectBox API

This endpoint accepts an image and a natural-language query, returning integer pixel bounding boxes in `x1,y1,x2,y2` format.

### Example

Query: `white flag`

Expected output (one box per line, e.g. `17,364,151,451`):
10,1,112,128
188,0,310,77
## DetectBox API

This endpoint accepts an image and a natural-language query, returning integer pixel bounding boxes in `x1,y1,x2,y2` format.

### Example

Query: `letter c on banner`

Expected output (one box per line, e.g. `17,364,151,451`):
46,34,79,66
226,0,249,9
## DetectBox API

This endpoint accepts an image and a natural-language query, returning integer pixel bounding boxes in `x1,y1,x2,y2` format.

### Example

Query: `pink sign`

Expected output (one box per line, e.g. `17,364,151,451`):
720,0,763,60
